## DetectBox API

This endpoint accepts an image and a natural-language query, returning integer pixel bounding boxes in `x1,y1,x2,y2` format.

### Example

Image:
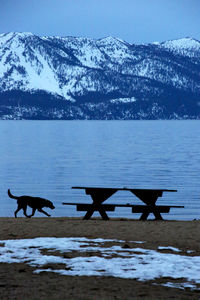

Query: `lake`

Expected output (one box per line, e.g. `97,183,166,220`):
0,120,199,220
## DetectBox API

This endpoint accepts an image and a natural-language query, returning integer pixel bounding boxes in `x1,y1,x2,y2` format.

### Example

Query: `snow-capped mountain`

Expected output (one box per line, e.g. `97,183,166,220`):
0,32,200,119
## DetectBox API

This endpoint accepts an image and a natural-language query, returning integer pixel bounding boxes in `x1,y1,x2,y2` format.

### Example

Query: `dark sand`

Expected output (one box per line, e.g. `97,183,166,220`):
0,217,200,299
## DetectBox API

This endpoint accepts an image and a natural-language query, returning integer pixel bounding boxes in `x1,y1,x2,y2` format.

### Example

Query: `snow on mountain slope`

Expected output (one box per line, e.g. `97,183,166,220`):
96,36,134,64
133,58,194,90
0,32,138,101
0,32,63,96
161,37,200,58
0,32,200,120
45,36,106,69
0,32,90,101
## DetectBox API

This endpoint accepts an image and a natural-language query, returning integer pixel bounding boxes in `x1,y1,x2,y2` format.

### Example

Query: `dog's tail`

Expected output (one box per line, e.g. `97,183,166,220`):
8,189,19,200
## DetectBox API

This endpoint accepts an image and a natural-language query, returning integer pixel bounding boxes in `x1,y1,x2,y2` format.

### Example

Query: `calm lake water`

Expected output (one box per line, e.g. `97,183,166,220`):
0,120,199,220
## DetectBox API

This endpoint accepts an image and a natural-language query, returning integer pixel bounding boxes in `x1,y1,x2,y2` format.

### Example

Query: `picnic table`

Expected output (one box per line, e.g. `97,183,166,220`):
62,186,184,220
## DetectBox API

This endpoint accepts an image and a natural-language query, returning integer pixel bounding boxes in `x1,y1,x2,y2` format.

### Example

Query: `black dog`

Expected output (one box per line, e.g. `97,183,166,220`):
8,189,55,218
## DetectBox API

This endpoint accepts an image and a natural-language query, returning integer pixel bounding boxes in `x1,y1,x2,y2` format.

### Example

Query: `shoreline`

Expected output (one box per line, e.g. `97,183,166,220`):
0,217,200,299
0,217,199,250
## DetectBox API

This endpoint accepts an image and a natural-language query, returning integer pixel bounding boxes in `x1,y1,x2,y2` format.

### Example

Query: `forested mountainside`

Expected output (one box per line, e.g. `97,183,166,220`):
0,32,200,119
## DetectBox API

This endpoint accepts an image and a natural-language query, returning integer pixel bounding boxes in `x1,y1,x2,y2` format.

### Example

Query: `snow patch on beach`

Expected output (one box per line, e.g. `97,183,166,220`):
0,237,199,290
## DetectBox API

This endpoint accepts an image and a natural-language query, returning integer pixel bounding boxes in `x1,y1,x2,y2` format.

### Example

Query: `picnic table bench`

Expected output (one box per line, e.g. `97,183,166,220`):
62,186,184,220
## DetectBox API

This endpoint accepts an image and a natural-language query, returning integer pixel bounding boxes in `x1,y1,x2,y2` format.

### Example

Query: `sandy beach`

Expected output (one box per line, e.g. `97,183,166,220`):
0,217,200,299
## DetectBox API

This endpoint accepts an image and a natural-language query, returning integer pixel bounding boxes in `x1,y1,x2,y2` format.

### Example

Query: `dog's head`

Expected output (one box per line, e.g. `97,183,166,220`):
45,200,55,210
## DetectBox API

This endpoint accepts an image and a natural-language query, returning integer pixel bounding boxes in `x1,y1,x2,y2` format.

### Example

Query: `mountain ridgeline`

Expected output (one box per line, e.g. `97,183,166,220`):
0,32,200,119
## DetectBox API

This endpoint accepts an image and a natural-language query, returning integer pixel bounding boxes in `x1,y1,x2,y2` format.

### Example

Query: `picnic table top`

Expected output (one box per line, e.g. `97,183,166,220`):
72,186,177,192
63,202,183,208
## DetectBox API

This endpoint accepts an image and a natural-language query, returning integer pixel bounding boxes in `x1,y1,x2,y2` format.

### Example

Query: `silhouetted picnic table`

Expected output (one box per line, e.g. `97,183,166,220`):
63,187,184,220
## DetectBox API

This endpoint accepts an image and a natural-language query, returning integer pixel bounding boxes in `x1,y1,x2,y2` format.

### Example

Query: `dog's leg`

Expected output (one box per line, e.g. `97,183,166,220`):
38,208,51,217
28,208,37,217
14,207,21,218
22,206,31,218
14,202,24,218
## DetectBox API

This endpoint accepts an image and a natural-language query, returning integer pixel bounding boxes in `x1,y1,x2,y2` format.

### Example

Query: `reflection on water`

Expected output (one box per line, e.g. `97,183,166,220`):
0,120,200,220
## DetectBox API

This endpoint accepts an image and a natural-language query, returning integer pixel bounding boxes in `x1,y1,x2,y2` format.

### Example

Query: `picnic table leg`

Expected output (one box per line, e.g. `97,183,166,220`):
130,190,163,206
139,207,164,220
84,188,117,220
140,210,164,220
98,207,109,220
153,210,163,220
82,206,109,220
140,211,150,220
83,208,95,220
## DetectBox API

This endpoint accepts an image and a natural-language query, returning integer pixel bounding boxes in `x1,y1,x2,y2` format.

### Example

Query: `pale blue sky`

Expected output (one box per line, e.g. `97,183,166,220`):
0,0,199,43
